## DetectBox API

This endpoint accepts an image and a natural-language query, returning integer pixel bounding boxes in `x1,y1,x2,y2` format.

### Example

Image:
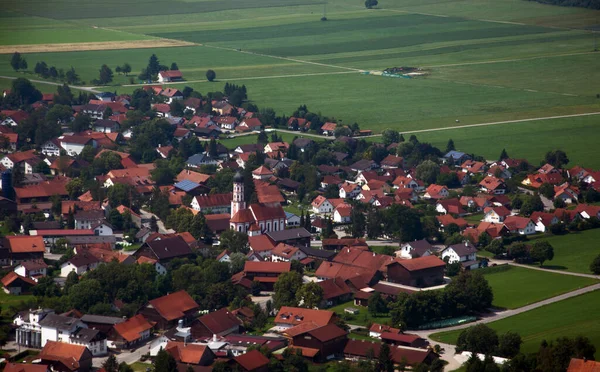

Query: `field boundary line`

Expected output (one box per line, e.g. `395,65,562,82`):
0,76,100,93
428,76,581,97
423,51,599,68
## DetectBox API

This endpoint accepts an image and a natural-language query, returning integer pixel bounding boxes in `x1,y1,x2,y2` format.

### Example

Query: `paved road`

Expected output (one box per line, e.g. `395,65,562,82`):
505,261,600,279
0,75,100,93
517,187,553,210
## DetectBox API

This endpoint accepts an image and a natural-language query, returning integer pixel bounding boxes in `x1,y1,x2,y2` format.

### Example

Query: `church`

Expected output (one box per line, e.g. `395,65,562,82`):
229,172,286,235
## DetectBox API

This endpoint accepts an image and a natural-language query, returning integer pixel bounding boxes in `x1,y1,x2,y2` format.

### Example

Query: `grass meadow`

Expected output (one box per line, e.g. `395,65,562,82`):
430,290,600,358
480,265,598,309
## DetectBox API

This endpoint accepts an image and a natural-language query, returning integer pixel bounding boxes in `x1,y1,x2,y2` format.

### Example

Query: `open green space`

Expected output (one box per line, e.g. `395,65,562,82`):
329,300,391,327
526,229,600,274
430,290,600,358
219,131,322,150
481,265,597,309
0,290,35,312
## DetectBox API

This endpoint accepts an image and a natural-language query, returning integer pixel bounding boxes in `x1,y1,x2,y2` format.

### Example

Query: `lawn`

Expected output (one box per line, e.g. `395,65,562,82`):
218,131,317,150
0,290,35,312
464,213,483,224
524,229,600,274
329,300,391,327
128,362,152,372
430,290,600,358
480,265,598,309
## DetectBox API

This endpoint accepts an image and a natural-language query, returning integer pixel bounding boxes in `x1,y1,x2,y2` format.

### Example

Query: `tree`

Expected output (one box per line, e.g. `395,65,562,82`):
219,229,249,253
296,282,323,309
228,252,247,275
415,160,440,184
273,271,303,308
499,148,509,161
498,331,522,358
206,69,216,82
10,78,42,105
321,218,336,239
365,0,379,8
545,150,569,168
170,62,179,71
122,63,132,76
11,52,27,72
520,194,544,216
350,208,366,238
66,67,80,84
102,355,119,372
530,240,554,266
148,54,161,77
98,64,114,85
381,129,400,146
368,291,386,316
66,178,84,199
590,254,600,274
539,183,554,199
377,343,394,372
446,138,455,153
67,279,104,312
71,114,92,132
456,324,499,354
153,348,178,372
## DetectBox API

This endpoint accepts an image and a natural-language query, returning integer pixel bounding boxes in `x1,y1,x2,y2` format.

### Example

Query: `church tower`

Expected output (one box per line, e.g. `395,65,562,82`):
231,171,246,217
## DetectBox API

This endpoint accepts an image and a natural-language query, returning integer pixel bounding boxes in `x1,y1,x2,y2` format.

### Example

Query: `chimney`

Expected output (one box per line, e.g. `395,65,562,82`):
465,241,468,246
213,334,217,342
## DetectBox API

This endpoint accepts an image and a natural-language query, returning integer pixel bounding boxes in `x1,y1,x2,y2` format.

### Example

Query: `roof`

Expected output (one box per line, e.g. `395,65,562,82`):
248,235,276,252
254,182,285,204
252,166,273,175
176,170,211,184
343,340,432,365
275,306,335,326
380,332,422,344
17,260,48,271
5,236,45,253
445,242,477,257
265,227,311,242
567,358,600,372
480,176,505,191
3,363,48,372
2,272,37,287
234,350,270,371
401,240,433,256
38,314,81,330
14,179,69,199
244,261,290,274
199,308,242,334
317,278,352,300
174,179,201,192
303,323,347,342
321,122,337,131
504,215,534,230
392,255,446,272
369,324,400,334
159,70,183,79
80,314,125,325
250,203,286,221
40,341,89,370
166,342,211,365
67,254,100,267
143,236,192,260
113,314,154,342
148,290,199,321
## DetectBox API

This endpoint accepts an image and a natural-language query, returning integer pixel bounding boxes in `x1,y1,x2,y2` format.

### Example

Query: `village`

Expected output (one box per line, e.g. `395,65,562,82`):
1,76,599,372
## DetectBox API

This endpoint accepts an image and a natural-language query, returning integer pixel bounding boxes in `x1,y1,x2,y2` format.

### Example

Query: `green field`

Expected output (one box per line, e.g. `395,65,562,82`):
329,300,391,327
0,290,35,312
430,290,600,358
481,265,597,309
526,229,600,274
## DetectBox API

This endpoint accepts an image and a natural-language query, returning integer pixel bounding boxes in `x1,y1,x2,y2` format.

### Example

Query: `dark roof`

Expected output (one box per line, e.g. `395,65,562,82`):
199,308,242,334
293,138,314,148
234,350,270,371
298,245,336,260
67,254,100,267
306,323,347,342
402,239,433,256
233,171,244,183
446,242,477,257
266,228,311,242
144,236,192,260
38,314,80,330
70,327,101,343
32,221,61,230
80,314,125,325
350,159,375,171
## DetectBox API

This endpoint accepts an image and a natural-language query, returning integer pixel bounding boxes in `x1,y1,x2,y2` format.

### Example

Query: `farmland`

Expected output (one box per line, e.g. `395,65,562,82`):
480,265,598,309
430,290,600,358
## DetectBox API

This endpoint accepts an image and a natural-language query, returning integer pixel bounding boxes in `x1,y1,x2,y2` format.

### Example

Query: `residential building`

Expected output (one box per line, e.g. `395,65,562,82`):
138,290,199,330
40,341,93,372
441,242,479,270
384,256,446,287
396,240,433,259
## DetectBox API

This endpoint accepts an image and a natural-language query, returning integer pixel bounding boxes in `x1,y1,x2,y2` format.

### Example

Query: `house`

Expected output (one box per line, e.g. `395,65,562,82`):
2,272,37,294
504,216,536,235
191,308,242,339
380,333,428,348
312,195,334,214
443,150,471,165
133,236,193,266
33,313,106,356
554,183,579,204
436,199,466,215
316,278,353,308
567,358,600,372
343,340,436,366
252,166,274,180
369,324,400,339
479,176,506,195
380,155,403,169
165,341,215,366
350,159,377,173
483,206,511,223
160,88,184,104
285,212,301,227
14,260,48,281
292,138,315,152
241,261,291,290
237,118,262,132
339,182,362,199
5,236,45,265
138,290,199,330
158,70,183,83
384,256,446,287
321,122,337,136
1,110,29,126
1,150,38,170
191,193,232,214
333,205,352,223
93,119,120,133
186,153,218,168
230,349,270,372
396,240,433,259
461,160,486,174
271,243,307,263
3,364,49,372
531,211,560,233
424,184,449,199
40,341,93,372
59,135,96,156
264,142,289,154
266,228,312,248
290,324,348,362
173,127,191,141
441,242,479,270
274,307,337,330
436,214,468,231
574,204,600,219
59,254,100,277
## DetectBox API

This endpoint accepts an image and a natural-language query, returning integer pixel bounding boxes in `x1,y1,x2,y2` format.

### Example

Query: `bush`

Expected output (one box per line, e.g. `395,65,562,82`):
206,69,216,82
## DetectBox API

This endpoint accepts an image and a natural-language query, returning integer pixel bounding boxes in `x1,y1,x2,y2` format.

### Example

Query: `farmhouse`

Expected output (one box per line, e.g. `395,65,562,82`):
158,70,183,82
384,256,446,287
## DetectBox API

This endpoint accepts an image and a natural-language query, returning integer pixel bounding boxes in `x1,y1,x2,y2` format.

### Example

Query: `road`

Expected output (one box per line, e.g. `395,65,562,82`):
0,75,100,93
518,187,554,211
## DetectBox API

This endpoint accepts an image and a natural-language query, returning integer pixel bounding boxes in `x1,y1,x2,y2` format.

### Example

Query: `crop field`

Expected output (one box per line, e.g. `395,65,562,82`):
526,229,600,274
430,290,600,358
480,265,598,309
1,0,599,166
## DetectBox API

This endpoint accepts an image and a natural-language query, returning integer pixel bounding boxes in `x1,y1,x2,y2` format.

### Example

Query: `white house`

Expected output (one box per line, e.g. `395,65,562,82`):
441,242,479,270
504,216,536,235
14,260,48,282
531,212,560,233
285,212,301,227
311,196,334,215
396,240,433,259
216,250,231,263
333,206,352,224
14,311,107,356
92,221,114,236
59,254,100,277
339,182,362,199
74,210,105,230
59,135,96,156
41,139,61,157
482,206,511,223
270,244,307,263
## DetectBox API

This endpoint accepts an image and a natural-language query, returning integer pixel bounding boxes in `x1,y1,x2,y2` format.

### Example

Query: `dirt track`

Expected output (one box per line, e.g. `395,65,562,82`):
0,39,196,54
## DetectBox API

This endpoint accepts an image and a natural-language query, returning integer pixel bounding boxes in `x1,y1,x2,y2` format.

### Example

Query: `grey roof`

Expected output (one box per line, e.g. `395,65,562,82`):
74,210,105,220
186,153,213,165
402,239,433,256
350,159,375,171
95,92,116,99
444,150,468,160
266,228,311,242
71,327,102,343
143,235,192,260
136,227,151,239
446,242,477,257
38,314,80,330
298,245,336,260
81,314,125,325
67,254,100,267
284,212,297,219
94,119,119,129
461,260,480,268
174,179,201,192
293,138,314,148
32,221,61,230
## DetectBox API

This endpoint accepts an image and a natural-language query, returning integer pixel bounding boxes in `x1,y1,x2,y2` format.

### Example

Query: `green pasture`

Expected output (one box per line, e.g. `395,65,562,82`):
480,265,597,309
329,300,392,327
416,115,600,169
430,290,600,358
526,229,600,274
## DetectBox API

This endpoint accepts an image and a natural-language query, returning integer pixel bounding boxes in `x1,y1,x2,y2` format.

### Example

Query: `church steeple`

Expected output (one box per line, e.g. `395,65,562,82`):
231,171,246,216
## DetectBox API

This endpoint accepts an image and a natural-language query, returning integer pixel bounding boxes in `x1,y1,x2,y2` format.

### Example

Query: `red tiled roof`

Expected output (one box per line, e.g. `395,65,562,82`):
305,323,347,342
40,341,88,370
244,261,290,274
250,203,286,221
148,290,199,321
113,314,154,342
159,70,183,79
3,363,48,372
275,306,335,327
317,278,352,300
166,342,212,365
248,235,276,252
380,332,421,344
321,122,337,131
199,308,242,334
392,255,446,272
2,272,37,287
234,350,269,371
504,215,534,230
480,176,505,191
194,193,232,208
567,358,600,372
176,170,211,184
436,214,468,229
369,323,400,334
5,236,45,253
